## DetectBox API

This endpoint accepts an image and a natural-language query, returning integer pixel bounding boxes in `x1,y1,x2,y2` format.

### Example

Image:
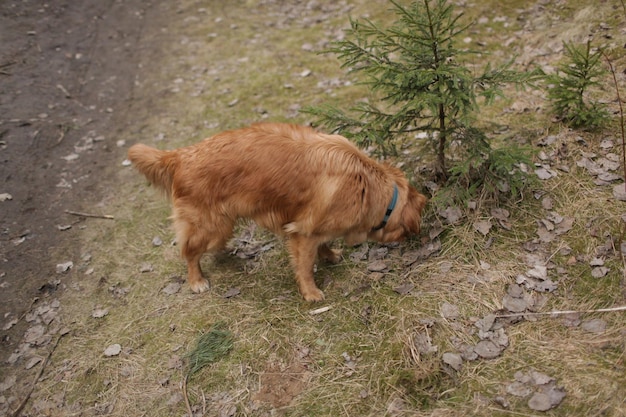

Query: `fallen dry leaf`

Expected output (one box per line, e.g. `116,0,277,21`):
442,352,463,371
581,318,606,333
535,166,557,180
612,184,626,201
528,392,552,411
473,219,492,236
440,302,460,320
223,287,241,298
591,267,609,278
506,381,532,397
393,283,414,295
162,282,181,295
413,332,438,355
367,260,388,272
474,340,503,359
439,206,463,224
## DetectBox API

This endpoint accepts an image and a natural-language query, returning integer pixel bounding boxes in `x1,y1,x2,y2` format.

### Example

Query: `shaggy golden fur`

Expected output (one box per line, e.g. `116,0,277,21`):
128,123,427,301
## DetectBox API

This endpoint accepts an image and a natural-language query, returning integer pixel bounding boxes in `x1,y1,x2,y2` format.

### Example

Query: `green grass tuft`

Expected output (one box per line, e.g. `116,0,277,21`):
185,322,234,377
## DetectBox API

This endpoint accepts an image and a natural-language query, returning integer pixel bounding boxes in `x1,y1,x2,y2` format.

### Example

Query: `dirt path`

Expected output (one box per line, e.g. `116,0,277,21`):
0,0,163,372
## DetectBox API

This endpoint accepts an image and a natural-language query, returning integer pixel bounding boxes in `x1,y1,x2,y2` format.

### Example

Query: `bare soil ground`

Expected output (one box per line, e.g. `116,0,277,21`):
0,0,168,410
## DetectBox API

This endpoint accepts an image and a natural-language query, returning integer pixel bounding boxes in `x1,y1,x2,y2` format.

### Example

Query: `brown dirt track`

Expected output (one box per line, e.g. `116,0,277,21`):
0,0,161,374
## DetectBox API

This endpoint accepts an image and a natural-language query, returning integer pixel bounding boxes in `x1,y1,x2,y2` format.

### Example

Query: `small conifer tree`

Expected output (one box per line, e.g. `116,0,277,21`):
304,0,540,182
546,40,609,130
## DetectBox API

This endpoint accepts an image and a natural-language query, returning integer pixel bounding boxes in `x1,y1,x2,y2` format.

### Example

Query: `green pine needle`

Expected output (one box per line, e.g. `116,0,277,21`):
185,322,234,377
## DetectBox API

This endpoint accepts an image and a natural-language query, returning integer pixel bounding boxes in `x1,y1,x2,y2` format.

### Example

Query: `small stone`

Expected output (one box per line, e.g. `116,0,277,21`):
104,344,122,357
92,308,109,318
56,261,73,273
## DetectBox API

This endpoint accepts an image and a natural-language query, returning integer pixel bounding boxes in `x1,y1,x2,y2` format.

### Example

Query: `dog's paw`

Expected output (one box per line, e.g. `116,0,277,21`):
325,248,342,264
302,287,325,302
189,278,211,293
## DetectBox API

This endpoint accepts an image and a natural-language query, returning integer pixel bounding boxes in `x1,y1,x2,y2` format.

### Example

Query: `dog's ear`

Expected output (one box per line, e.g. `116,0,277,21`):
401,187,428,235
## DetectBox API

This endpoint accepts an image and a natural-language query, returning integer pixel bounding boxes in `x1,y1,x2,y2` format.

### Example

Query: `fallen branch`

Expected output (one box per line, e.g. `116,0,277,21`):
65,210,114,220
496,305,626,318
600,50,625,193
12,329,69,417
181,374,193,417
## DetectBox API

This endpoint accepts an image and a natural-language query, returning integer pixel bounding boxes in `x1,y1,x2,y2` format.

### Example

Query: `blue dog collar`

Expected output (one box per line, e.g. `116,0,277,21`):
372,184,398,231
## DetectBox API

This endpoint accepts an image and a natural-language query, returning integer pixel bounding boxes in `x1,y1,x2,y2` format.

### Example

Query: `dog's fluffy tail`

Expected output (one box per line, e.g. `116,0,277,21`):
127,144,177,195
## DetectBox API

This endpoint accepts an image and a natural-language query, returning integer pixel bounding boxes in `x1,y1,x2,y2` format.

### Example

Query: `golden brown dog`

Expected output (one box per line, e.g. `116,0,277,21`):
128,123,427,301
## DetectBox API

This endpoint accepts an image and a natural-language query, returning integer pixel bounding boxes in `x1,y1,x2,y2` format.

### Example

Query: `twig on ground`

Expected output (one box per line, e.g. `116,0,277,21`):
65,210,114,220
309,306,332,315
600,51,625,192
182,374,193,417
11,329,69,417
496,305,626,318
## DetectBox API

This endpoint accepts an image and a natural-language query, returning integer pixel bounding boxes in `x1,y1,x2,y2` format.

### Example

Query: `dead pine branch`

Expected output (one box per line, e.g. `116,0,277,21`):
65,210,114,220
495,305,626,319
601,50,625,193
11,329,69,417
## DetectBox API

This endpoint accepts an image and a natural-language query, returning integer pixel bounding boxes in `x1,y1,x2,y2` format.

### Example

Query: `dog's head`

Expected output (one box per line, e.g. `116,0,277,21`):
374,186,428,243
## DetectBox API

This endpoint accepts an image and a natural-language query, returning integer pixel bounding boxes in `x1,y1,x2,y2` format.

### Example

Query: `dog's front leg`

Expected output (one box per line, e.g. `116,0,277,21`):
288,235,325,302
185,251,210,293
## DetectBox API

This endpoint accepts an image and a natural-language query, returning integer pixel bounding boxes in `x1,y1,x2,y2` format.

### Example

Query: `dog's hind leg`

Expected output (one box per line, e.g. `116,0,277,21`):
174,208,233,294
176,221,211,293
287,235,325,302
